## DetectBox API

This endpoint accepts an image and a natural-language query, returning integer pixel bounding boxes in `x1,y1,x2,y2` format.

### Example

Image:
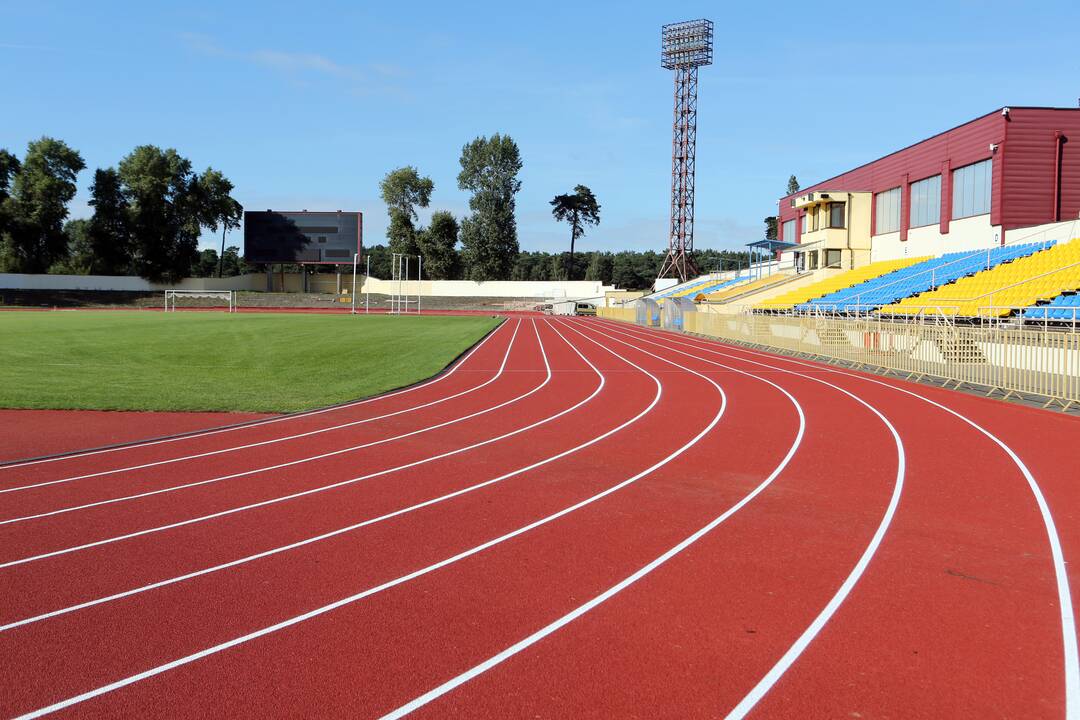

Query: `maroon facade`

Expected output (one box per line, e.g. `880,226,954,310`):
777,107,1080,246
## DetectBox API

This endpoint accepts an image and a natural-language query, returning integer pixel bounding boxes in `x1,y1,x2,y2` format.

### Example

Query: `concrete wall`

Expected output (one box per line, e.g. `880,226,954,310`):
359,277,614,299
870,217,1079,262
0,273,265,292
0,272,615,300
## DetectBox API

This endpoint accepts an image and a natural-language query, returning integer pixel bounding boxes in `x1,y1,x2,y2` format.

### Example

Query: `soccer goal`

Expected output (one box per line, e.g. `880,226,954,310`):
164,290,237,313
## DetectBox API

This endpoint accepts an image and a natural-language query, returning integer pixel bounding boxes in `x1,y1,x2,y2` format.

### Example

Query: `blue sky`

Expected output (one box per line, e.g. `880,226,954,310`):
2,0,1078,253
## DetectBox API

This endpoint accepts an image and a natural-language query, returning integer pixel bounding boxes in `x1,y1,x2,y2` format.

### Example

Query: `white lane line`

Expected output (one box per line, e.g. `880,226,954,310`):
1,322,542,525
0,321,523,495
0,320,564,568
375,316,840,719
11,314,704,719
644,324,1079,720
0,318,511,474
0,319,600,631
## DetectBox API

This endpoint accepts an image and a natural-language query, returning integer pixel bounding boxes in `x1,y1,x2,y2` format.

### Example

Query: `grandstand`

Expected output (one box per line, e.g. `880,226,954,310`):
699,272,796,303
796,242,1050,314
755,257,922,311
678,275,751,300
880,237,1080,317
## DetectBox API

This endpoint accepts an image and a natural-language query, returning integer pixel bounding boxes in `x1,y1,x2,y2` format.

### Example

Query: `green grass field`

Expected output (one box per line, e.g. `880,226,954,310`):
0,311,501,413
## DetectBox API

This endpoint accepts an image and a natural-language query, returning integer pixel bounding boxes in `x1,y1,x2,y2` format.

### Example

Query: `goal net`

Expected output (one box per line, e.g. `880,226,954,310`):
164,290,237,313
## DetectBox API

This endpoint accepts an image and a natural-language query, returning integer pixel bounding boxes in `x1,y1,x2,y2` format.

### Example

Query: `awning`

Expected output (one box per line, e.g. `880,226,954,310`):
746,239,799,252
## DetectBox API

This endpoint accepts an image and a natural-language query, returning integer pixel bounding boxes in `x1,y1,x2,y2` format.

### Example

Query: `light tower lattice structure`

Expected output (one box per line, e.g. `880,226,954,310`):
657,19,713,284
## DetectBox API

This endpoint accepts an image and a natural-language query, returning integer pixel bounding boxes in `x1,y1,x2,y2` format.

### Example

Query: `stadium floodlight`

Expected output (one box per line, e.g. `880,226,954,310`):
660,18,714,70
657,19,713,284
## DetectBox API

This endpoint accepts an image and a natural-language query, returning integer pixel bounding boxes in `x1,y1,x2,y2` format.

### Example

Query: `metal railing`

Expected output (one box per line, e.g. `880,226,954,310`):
979,305,1080,331
598,306,1080,410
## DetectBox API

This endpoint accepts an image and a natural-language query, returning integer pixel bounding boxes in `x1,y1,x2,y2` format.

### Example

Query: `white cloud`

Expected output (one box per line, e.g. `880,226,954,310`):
179,32,371,85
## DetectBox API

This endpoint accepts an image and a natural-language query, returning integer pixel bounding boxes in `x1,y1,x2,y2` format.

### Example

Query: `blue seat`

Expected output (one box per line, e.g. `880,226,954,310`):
804,241,1052,313
1022,290,1080,322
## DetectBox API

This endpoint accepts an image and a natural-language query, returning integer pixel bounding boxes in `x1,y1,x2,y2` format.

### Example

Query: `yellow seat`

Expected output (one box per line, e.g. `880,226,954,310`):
879,237,1080,317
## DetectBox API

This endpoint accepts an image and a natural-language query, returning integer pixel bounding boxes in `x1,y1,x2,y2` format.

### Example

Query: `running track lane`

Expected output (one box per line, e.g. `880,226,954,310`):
4,317,1075,716
373,316,901,719
0,317,517,485
0,319,621,616
591,318,1078,718
2,315,749,717
0,319,549,529
0,317,669,716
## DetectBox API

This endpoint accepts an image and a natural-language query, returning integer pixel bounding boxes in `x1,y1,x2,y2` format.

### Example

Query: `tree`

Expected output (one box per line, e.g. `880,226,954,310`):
457,134,522,281
379,166,433,257
787,175,800,195
417,210,461,279
585,251,613,285
0,138,85,273
195,168,243,278
0,149,19,265
86,168,132,275
549,184,600,280
47,219,93,274
363,243,392,279
117,145,240,282
764,216,778,240
192,248,220,278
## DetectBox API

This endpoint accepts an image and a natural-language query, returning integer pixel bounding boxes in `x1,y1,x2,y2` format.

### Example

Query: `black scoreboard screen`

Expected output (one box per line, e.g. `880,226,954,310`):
243,211,362,264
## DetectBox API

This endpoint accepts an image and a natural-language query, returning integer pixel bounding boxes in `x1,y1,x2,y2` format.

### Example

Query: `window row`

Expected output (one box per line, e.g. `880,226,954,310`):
800,201,846,234
873,158,992,235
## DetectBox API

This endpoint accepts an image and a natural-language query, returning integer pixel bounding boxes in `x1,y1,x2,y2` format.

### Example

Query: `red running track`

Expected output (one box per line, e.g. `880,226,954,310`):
0,315,1077,719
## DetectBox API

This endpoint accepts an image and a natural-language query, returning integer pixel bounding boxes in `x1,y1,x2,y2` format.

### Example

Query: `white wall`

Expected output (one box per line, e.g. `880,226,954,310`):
0,273,615,299
870,217,1080,262
360,278,614,299
0,273,265,292
871,215,1000,261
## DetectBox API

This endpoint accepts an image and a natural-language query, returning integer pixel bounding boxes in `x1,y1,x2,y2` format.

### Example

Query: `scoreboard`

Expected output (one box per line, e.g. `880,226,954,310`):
243,210,362,265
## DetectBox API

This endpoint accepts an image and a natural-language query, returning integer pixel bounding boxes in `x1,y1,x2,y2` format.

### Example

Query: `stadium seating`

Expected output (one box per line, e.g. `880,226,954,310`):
756,257,923,311
880,237,1080,317
797,242,1049,313
1023,293,1080,322
650,276,715,299
699,272,794,303
678,275,751,299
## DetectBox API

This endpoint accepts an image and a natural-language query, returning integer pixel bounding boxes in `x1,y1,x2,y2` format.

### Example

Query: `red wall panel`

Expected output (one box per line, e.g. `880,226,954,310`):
1002,108,1080,230
777,110,1005,231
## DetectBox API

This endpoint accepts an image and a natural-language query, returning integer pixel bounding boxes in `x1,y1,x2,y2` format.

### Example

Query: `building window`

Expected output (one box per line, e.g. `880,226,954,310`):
952,158,992,219
810,206,819,231
874,187,901,234
782,219,796,243
825,249,842,267
909,174,941,228
827,202,845,229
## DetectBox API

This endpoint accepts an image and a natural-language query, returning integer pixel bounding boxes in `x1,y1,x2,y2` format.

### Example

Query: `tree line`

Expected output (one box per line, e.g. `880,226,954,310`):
1,132,780,288
0,138,242,281
359,245,751,291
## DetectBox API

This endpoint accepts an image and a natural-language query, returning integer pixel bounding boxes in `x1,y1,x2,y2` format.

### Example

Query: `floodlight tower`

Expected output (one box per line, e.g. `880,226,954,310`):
657,19,713,284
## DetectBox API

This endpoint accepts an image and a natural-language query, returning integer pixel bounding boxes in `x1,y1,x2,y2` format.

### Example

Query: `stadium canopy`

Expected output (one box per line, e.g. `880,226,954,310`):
745,238,799,279
746,239,798,253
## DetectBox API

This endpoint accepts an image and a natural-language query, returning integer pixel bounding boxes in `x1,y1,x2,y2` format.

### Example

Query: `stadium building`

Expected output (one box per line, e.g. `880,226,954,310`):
776,106,1080,270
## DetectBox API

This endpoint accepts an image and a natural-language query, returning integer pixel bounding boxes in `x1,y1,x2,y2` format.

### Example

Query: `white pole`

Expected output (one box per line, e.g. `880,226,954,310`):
365,255,370,314
351,253,358,315
417,255,422,315
404,255,410,315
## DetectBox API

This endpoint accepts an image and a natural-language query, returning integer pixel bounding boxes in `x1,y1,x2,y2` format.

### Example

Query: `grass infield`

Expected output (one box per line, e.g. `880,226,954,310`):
0,311,501,413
